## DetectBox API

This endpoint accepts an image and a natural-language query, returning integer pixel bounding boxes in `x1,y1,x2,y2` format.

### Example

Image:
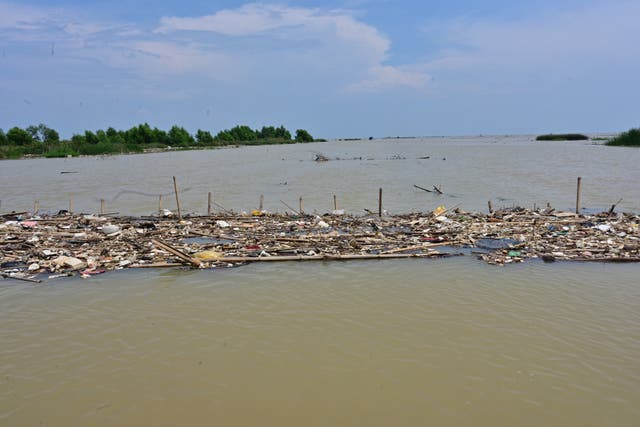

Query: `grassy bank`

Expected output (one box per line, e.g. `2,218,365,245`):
606,128,640,146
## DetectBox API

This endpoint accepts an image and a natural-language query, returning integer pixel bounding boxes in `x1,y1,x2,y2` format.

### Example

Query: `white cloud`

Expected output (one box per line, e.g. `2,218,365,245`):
0,1,430,93
156,3,428,92
157,3,307,36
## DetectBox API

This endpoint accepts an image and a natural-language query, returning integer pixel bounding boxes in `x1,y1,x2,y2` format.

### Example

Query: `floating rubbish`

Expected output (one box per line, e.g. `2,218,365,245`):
101,224,121,235
52,256,86,271
1,205,639,281
433,206,446,216
476,238,521,250
194,250,223,260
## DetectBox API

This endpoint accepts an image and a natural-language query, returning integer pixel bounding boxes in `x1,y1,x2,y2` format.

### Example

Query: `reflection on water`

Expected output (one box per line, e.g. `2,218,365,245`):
1,259,639,426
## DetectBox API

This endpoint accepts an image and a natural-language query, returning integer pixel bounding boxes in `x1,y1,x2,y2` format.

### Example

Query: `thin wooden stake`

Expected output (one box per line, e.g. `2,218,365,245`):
34,200,39,214
299,196,304,214
575,177,582,214
100,198,105,215
208,192,212,215
158,195,163,215
280,200,300,215
608,198,623,215
333,194,338,210
69,197,73,214
259,194,264,211
378,188,382,217
173,176,182,220
487,200,493,214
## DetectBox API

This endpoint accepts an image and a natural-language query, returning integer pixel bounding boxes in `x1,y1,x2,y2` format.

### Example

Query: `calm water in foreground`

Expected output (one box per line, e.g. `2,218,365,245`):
1,136,639,426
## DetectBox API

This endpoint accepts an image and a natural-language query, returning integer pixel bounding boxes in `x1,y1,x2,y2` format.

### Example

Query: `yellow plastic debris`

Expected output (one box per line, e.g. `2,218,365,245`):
194,250,223,260
433,205,446,216
251,209,263,216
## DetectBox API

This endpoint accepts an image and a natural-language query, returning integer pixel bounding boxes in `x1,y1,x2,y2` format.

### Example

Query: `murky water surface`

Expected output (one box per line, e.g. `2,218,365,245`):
1,136,639,214
1,137,639,426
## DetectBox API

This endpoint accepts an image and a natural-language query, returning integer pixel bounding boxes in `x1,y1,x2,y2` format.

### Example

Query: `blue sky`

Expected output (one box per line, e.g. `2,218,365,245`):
1,0,638,138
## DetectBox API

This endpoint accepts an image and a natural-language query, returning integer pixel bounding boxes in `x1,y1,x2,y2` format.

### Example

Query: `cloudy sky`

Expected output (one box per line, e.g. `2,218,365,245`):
1,0,638,138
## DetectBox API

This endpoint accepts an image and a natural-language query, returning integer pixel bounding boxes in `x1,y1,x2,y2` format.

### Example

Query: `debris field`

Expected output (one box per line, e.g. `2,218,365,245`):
1,206,639,283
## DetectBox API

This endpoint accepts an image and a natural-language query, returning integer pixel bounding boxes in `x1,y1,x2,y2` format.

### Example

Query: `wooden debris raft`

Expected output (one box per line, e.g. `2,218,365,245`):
0,206,639,282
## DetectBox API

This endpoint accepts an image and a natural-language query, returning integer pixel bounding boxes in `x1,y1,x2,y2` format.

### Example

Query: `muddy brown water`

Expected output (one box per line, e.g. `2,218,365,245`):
1,136,639,426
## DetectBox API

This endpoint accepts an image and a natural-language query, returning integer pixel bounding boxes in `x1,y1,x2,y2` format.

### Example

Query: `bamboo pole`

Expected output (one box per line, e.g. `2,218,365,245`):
487,200,493,214
173,176,182,220
208,192,212,215
575,177,582,214
259,194,264,211
158,195,163,216
129,251,464,269
69,197,73,214
378,188,382,217
34,200,39,214
280,200,300,215
204,252,456,263
100,198,105,215
152,239,201,267
333,194,338,210
299,196,304,214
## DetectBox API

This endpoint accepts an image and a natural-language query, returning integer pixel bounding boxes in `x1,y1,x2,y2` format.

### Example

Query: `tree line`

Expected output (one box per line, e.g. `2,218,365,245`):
0,123,316,159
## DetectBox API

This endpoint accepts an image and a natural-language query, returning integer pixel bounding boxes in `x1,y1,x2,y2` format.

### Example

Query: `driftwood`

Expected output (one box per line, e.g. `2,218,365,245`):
151,239,201,267
609,199,623,215
1,273,42,283
195,252,460,263
414,184,432,193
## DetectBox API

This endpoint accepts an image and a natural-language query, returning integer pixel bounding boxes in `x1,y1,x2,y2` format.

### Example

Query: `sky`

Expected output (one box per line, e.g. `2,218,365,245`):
1,0,639,139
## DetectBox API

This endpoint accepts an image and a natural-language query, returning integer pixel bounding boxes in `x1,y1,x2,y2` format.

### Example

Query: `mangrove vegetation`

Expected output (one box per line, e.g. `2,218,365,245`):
606,128,640,146
535,133,589,141
0,123,317,159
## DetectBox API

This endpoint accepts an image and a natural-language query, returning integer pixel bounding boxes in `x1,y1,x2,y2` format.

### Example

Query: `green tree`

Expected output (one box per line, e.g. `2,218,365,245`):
258,126,276,139
229,125,257,142
214,129,234,143
295,129,314,142
70,134,86,148
106,127,119,139
195,129,215,146
7,127,33,146
125,123,154,145
168,125,195,147
0,129,8,146
42,126,60,144
84,130,98,145
275,125,292,140
25,124,59,144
